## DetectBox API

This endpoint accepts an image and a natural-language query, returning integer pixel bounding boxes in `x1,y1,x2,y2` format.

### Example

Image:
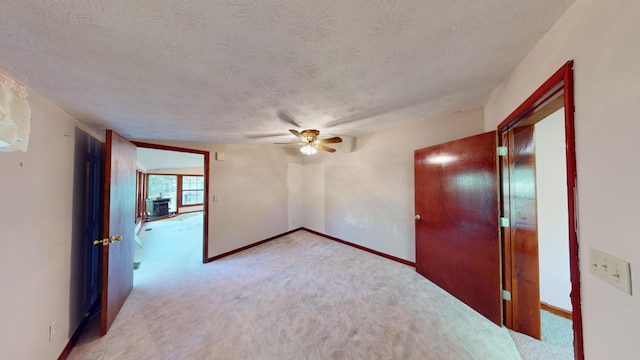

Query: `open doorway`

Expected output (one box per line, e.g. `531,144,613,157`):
133,144,209,280
75,134,211,341
535,108,574,347
499,62,583,359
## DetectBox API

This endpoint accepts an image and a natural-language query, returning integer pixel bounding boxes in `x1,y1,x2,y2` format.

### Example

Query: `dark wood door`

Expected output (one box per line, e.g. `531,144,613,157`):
414,131,501,325
99,130,137,336
501,126,540,339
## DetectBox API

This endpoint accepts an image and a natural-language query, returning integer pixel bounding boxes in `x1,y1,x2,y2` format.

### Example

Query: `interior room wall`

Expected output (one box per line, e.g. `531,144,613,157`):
136,161,147,172
175,205,204,214
535,109,571,311
301,162,325,233
147,167,204,175
287,163,304,230
0,68,103,360
483,0,640,357
138,140,303,258
305,109,485,262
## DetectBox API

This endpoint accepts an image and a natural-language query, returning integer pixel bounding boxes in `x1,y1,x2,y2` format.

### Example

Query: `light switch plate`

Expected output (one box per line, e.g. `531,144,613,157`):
589,247,632,295
49,320,57,342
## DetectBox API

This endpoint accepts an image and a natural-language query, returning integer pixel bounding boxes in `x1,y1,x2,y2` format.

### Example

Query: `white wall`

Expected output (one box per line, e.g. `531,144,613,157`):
484,0,640,357
301,162,325,233
535,109,571,311
287,163,304,230
149,112,481,263
307,109,485,262
178,205,204,214
139,140,303,258
0,69,102,359
148,167,204,175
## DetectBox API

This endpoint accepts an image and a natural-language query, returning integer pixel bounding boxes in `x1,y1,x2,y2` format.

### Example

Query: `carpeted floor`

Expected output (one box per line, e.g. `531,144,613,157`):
508,310,574,360
541,309,574,350
68,214,525,359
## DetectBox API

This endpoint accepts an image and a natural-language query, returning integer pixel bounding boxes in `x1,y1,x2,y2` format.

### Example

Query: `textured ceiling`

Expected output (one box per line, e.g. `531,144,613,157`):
0,0,574,144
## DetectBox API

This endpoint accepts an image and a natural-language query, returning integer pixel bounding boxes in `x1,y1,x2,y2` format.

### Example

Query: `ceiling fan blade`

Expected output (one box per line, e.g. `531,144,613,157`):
316,136,342,144
289,129,307,142
274,142,306,145
277,111,301,127
245,133,290,139
315,144,336,153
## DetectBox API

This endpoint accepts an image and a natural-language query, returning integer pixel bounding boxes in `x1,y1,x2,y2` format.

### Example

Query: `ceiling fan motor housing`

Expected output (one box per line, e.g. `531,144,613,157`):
301,129,320,143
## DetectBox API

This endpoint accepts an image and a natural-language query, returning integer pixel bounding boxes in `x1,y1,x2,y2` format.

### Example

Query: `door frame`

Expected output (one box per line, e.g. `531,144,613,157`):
132,141,211,263
497,61,583,359
501,125,540,338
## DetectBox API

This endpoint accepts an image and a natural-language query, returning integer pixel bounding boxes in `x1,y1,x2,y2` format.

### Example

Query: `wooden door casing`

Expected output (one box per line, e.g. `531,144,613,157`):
132,141,211,263
502,126,541,339
101,130,137,336
414,131,501,326
497,62,583,359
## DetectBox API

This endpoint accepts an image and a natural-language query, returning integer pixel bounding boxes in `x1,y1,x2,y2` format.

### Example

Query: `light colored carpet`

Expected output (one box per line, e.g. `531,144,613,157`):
69,215,522,359
509,330,573,360
508,310,574,360
541,309,574,350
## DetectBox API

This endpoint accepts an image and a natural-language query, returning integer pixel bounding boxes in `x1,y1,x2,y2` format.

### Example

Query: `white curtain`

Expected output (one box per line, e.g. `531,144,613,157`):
0,73,31,152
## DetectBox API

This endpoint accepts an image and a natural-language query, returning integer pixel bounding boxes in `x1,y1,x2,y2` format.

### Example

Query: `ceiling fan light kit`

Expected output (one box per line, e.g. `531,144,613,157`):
273,128,342,155
300,144,318,155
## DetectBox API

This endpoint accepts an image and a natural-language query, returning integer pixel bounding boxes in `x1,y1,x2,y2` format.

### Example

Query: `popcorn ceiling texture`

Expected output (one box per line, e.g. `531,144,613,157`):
0,1,573,143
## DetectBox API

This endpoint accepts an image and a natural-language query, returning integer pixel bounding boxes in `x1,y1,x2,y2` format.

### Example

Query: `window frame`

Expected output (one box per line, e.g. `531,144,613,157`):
147,174,179,213
178,175,205,207
145,173,205,216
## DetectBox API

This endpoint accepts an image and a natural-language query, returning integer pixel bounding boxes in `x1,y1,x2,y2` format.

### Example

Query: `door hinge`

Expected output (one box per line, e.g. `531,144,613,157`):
502,289,512,301
497,146,508,156
499,217,510,228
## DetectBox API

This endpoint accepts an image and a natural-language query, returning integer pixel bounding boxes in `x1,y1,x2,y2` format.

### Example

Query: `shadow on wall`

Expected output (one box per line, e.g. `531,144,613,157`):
68,127,104,337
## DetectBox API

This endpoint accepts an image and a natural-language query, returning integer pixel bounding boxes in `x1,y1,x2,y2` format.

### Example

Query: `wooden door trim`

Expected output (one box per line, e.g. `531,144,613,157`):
497,61,583,360
503,126,541,339
540,302,573,320
498,62,573,133
303,228,416,267
132,141,211,263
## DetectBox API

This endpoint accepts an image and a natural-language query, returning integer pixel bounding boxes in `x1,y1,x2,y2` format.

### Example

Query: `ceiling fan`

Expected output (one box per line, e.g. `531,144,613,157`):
275,129,342,155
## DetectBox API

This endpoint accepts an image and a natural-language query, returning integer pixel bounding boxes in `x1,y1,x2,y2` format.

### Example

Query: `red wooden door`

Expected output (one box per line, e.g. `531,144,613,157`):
501,126,540,339
99,130,137,335
414,131,501,325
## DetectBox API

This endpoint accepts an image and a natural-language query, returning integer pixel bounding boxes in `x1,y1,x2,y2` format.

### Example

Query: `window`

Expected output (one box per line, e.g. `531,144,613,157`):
146,174,204,216
136,171,148,221
181,175,204,205
148,175,178,213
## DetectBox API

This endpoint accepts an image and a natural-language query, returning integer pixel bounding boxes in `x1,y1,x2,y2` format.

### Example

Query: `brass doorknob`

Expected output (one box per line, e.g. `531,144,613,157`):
93,235,123,246
414,215,421,220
